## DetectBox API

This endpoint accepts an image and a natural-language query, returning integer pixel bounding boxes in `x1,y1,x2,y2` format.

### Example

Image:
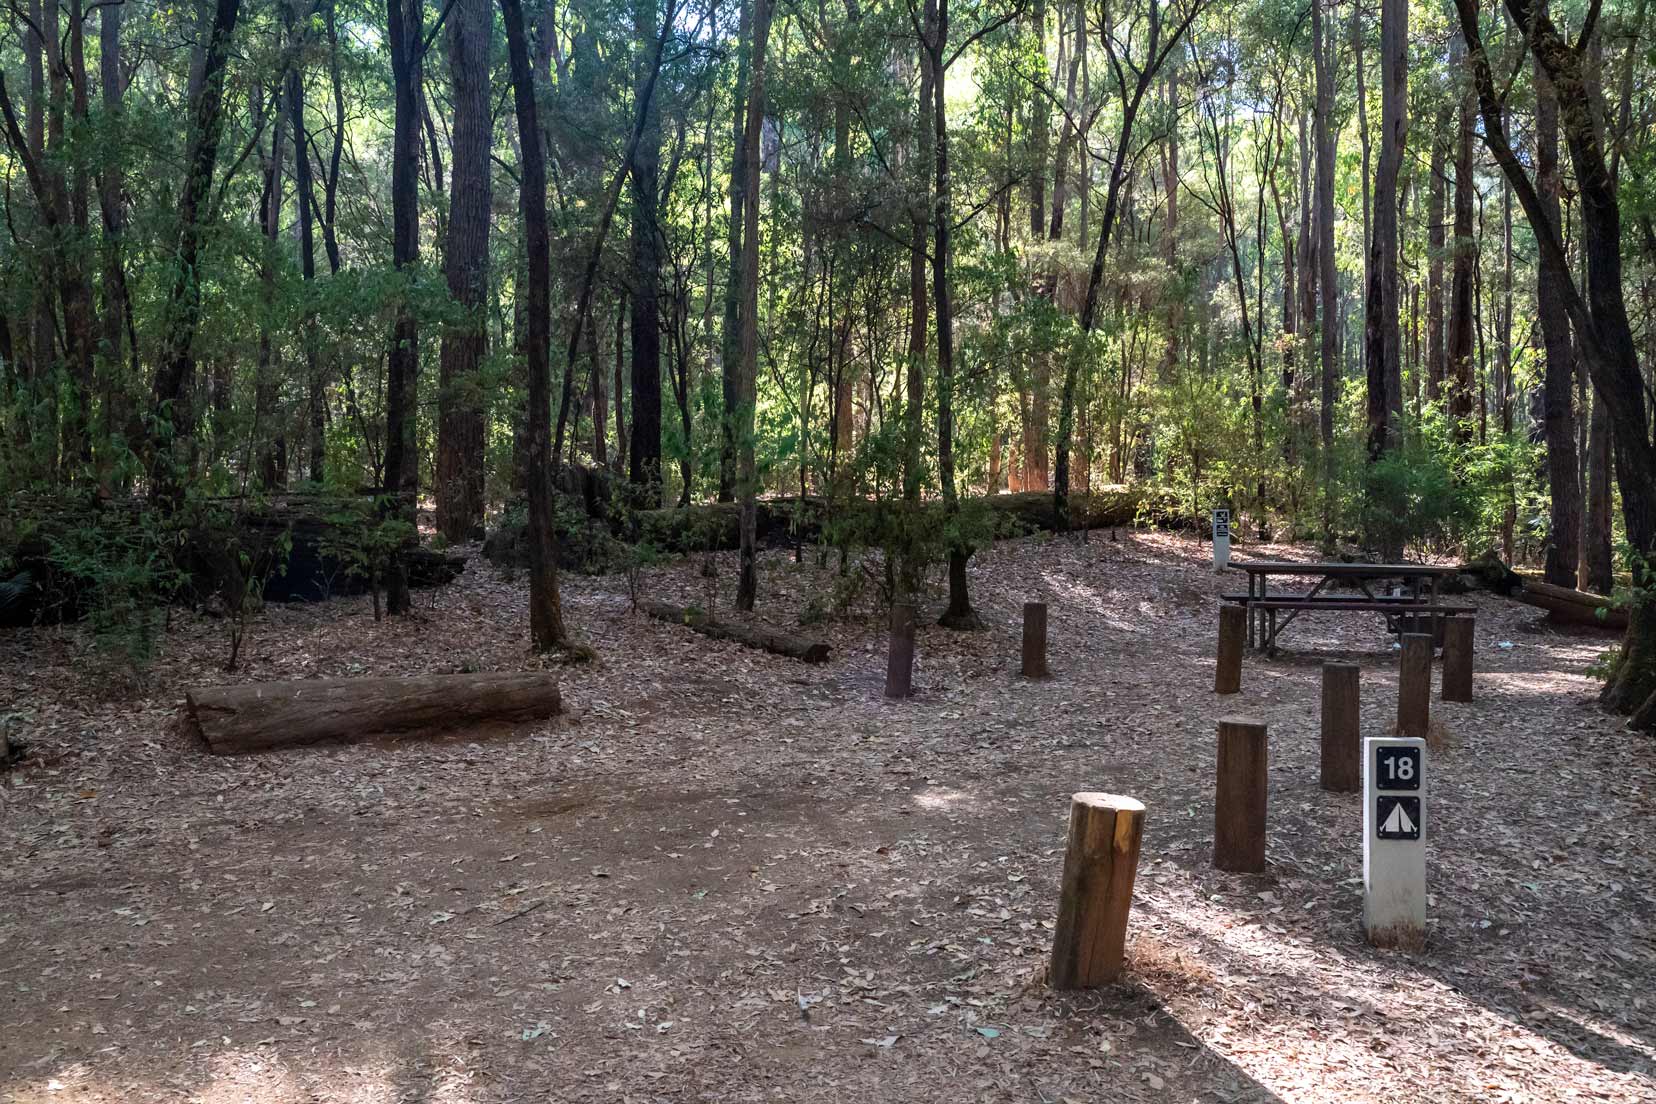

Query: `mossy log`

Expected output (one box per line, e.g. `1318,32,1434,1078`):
637,598,831,663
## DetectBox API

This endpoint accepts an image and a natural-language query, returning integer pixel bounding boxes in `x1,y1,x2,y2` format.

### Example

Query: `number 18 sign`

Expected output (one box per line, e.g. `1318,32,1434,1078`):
1212,508,1231,571
1363,736,1427,947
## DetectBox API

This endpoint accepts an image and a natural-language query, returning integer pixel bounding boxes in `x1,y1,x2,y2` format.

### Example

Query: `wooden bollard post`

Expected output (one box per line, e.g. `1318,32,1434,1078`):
1022,601,1049,678
1320,662,1361,792
1397,632,1433,737
1214,716,1268,872
884,604,915,699
1215,605,1246,694
1441,618,1474,702
1049,792,1145,989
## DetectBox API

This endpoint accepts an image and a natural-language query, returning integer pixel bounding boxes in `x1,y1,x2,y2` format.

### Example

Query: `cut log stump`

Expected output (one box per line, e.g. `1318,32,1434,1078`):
1397,633,1433,738
1441,618,1475,702
1022,601,1049,678
1049,792,1145,989
186,673,563,754
1320,662,1361,793
1214,716,1267,872
1215,605,1245,694
886,604,916,698
638,599,831,663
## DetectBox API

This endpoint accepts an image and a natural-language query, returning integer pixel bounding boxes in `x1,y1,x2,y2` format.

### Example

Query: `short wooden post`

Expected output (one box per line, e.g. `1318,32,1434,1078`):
1441,618,1474,702
1397,632,1433,737
1022,601,1049,678
1320,662,1361,793
1049,792,1145,988
884,604,915,699
1215,605,1246,694
1214,716,1268,872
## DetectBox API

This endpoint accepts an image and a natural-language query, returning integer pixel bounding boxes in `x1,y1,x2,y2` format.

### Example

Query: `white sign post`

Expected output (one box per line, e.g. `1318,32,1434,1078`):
1363,736,1426,948
1211,508,1231,572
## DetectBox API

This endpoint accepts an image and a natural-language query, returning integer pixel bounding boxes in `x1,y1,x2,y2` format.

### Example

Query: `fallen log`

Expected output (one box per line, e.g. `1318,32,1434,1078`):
185,672,563,754
637,598,831,663
1517,579,1627,630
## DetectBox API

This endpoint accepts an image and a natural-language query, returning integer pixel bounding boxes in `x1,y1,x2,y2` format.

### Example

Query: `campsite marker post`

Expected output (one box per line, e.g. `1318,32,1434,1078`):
1363,736,1427,948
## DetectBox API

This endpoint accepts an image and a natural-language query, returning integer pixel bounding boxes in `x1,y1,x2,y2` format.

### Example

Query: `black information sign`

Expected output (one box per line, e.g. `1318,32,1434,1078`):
1374,745,1421,791
1375,795,1421,840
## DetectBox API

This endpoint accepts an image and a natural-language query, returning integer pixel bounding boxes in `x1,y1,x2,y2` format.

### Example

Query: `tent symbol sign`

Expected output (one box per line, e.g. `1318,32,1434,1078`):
1375,795,1420,841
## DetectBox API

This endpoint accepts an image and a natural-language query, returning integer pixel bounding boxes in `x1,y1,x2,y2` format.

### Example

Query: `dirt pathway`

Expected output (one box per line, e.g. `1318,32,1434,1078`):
2,531,1652,1102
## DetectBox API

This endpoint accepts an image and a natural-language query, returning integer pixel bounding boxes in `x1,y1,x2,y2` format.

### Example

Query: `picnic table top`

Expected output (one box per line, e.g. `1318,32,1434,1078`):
1234,561,1458,577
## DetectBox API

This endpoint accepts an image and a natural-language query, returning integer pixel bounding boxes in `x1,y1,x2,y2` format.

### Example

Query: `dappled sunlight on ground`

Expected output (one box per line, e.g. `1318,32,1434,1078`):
2,528,1651,1101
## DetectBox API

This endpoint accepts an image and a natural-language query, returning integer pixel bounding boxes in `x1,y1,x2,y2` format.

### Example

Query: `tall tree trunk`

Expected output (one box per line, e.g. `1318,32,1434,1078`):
97,0,138,460
256,74,289,492
1361,0,1404,473
436,0,493,541
1532,10,1578,586
501,0,570,649
145,0,243,506
718,0,751,503
1312,0,1338,541
734,0,773,612
1446,36,1475,437
1425,105,1447,402
929,0,978,629
383,0,424,614
288,8,325,484
628,0,663,500
1027,0,1048,237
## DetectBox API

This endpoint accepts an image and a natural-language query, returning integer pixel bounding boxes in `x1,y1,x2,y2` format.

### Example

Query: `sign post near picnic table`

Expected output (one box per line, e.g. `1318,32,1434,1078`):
1363,736,1427,948
1212,508,1231,571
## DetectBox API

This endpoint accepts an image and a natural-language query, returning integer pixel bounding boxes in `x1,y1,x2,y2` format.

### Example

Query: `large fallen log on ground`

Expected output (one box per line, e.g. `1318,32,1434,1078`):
1517,579,1627,630
637,598,831,663
185,672,563,754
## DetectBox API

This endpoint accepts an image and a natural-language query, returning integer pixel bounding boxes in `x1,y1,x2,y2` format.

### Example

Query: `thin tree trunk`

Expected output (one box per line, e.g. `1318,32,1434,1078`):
718,0,751,503
735,0,774,612
382,0,424,614
501,0,570,649
628,0,664,499
1362,0,1404,473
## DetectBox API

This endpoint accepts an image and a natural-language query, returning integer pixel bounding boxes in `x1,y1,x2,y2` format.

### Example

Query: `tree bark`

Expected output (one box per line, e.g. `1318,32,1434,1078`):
186,673,563,754
382,0,424,614
436,0,494,542
1446,36,1476,437
628,0,664,499
1312,0,1337,537
502,0,570,649
735,0,773,612
1362,0,1404,467
144,0,243,506
718,0,751,503
1533,31,1579,587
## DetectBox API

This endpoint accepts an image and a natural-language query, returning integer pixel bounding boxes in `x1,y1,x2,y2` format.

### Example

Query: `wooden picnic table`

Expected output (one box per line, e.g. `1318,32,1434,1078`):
1228,561,1464,652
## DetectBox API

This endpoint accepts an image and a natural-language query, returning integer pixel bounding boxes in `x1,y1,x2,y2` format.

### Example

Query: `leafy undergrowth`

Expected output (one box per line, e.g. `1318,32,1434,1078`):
1,529,1651,1102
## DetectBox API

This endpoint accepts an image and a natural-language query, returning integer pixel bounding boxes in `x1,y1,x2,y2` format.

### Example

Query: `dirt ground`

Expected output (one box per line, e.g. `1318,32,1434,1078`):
2,528,1653,1103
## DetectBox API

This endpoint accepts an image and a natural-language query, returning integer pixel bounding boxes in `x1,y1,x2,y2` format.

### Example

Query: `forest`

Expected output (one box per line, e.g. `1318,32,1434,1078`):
0,0,1652,717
